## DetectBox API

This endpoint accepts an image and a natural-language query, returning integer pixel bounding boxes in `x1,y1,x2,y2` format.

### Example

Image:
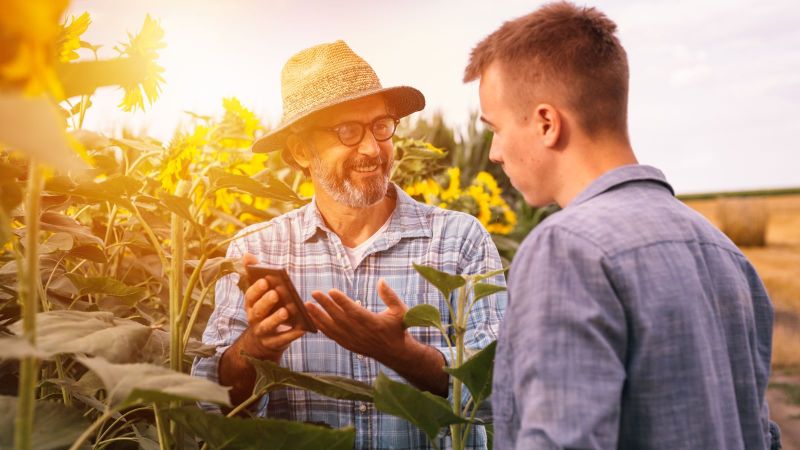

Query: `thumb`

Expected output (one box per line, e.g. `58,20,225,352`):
378,278,407,313
242,252,258,266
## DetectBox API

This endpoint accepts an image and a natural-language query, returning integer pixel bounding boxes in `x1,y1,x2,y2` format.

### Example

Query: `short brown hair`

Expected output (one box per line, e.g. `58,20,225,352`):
464,1,629,137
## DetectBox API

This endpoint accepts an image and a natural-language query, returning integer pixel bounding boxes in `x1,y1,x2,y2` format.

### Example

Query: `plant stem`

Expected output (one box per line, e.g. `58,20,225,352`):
182,283,212,350
168,182,189,450
178,253,207,322
14,160,43,450
225,389,265,418
450,281,469,450
153,404,170,450
68,409,114,450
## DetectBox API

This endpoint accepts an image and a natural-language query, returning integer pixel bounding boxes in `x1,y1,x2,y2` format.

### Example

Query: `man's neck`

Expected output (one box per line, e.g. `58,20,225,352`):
554,135,638,208
314,185,397,248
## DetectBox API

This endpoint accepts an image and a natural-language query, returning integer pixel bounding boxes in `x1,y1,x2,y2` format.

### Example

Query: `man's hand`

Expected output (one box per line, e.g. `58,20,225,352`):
219,253,305,407
306,278,410,362
306,278,448,395
240,253,306,362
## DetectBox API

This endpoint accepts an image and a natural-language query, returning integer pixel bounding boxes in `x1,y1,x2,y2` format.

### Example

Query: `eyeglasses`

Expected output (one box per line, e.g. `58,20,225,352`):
309,115,399,147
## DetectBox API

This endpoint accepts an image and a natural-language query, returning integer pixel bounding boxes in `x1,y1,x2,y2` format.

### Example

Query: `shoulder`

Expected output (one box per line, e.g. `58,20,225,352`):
536,188,739,258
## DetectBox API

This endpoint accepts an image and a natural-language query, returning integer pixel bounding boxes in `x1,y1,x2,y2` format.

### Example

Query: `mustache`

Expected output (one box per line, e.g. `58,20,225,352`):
344,155,386,171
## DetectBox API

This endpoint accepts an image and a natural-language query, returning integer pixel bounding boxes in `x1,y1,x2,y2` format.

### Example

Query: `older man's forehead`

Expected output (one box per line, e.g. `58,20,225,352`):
316,94,388,123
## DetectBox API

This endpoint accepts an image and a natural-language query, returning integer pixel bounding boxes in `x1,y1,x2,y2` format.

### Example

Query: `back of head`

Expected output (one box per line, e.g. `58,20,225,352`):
464,1,629,139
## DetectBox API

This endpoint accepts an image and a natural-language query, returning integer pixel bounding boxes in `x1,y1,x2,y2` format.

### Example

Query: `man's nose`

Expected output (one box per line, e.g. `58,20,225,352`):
357,130,381,158
488,140,502,165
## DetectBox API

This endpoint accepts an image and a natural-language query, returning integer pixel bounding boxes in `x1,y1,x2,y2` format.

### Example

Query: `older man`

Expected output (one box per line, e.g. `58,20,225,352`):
464,2,780,450
192,41,506,449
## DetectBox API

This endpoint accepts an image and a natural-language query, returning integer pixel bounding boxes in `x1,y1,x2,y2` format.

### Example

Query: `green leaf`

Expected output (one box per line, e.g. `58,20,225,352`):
472,267,509,282
76,356,231,410
39,211,104,246
186,256,238,285
403,304,444,331
65,273,147,302
168,406,355,450
8,310,153,363
68,244,108,264
158,191,197,225
111,137,165,154
413,263,465,301
70,175,142,207
443,341,497,407
0,396,90,450
373,372,467,443
472,283,507,304
0,336,50,360
247,357,374,402
208,168,302,205
38,232,74,254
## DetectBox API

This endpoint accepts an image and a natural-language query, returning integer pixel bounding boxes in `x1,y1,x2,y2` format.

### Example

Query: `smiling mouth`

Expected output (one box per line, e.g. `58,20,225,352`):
351,164,380,173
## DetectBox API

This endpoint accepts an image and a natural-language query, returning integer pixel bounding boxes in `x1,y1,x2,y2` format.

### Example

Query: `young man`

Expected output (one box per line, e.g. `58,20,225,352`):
464,2,780,449
192,40,506,449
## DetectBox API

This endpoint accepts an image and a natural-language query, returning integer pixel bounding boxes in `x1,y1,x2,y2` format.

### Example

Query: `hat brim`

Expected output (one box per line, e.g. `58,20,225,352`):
251,85,425,154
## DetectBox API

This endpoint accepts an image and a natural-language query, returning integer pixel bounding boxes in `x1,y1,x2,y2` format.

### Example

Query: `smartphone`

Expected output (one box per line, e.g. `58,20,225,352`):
245,264,318,333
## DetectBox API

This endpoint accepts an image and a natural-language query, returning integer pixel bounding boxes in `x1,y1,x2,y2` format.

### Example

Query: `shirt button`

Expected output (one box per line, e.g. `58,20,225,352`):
355,300,363,307
359,404,367,413
357,354,365,360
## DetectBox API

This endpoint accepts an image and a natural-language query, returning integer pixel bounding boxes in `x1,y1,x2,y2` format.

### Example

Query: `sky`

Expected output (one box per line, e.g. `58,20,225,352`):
69,0,800,194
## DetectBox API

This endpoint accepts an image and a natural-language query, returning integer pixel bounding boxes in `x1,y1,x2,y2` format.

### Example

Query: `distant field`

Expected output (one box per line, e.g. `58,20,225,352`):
683,193,800,368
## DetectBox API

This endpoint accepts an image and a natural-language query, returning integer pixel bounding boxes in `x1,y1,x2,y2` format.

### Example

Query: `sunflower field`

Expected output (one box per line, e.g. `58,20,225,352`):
0,3,536,449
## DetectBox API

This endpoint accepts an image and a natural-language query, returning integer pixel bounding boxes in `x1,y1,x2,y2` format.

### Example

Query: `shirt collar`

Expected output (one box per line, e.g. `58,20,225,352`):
300,183,431,242
568,164,675,208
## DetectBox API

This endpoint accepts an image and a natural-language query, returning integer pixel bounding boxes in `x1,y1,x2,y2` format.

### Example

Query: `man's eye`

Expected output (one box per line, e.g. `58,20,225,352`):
337,123,360,138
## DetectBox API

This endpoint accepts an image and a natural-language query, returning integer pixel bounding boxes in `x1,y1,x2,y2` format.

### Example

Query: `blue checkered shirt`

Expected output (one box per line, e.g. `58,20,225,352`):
493,165,778,449
192,184,507,449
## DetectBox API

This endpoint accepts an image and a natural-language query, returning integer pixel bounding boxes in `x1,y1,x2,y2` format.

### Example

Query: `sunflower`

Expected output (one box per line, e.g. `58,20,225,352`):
115,14,165,112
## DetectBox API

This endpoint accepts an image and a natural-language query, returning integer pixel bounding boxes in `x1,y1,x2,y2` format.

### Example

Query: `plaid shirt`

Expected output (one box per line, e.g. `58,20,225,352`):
192,184,507,449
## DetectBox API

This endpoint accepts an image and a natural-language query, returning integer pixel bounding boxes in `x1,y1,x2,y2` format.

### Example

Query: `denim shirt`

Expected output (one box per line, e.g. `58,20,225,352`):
493,165,778,449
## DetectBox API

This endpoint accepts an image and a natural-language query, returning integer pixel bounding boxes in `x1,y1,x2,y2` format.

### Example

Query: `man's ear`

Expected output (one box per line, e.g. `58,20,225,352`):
532,103,562,148
286,134,311,170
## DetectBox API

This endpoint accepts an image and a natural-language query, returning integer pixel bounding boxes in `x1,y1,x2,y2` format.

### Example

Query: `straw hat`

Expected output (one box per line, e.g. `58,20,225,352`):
252,40,425,157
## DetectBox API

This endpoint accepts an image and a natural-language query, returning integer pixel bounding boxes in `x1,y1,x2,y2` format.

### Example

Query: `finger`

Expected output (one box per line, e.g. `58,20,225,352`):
249,289,280,324
311,291,347,321
260,327,306,350
240,253,259,284
378,278,408,313
305,301,340,336
253,306,291,336
242,252,258,266
327,289,367,316
245,278,268,309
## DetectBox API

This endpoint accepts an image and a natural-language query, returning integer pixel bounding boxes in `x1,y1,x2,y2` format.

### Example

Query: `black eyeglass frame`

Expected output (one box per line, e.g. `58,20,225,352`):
307,115,400,147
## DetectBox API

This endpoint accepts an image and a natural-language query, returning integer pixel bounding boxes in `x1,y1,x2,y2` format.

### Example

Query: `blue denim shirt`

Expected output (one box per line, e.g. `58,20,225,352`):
493,165,778,449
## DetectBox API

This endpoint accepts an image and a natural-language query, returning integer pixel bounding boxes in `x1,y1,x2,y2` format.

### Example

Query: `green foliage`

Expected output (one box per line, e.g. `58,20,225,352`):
0,396,89,450
373,373,468,444
402,304,446,332
413,263,466,302
472,283,507,305
168,407,356,450
442,341,497,408
76,356,231,410
248,357,374,402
